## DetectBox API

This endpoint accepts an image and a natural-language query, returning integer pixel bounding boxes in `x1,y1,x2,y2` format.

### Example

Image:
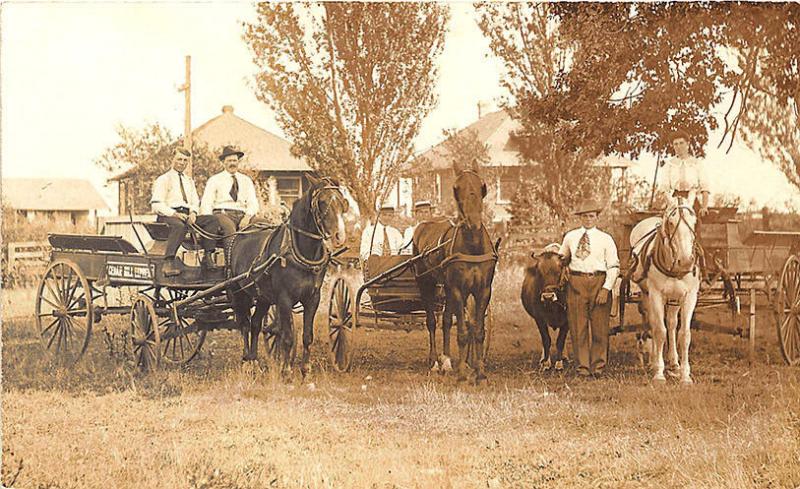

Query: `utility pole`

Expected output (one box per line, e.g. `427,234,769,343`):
178,55,192,176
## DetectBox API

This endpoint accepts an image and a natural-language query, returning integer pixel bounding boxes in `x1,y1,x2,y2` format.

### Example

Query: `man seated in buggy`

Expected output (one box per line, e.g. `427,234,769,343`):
359,204,404,262
150,147,223,277
400,200,434,255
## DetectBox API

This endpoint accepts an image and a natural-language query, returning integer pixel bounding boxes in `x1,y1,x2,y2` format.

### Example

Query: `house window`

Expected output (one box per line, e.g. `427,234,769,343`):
434,173,442,204
496,174,517,204
277,176,302,206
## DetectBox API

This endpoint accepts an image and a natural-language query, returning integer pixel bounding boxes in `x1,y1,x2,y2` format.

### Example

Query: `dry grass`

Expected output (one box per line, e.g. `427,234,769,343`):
3,265,800,488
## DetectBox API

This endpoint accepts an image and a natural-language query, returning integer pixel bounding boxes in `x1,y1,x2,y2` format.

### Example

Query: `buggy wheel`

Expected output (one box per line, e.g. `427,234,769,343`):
129,295,161,371
262,307,298,363
161,310,207,365
327,277,355,372
776,254,800,366
35,259,93,365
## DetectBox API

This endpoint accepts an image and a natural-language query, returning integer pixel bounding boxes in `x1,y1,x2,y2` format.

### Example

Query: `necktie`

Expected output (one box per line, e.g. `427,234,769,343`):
230,174,239,201
382,226,390,255
575,230,591,259
177,172,188,203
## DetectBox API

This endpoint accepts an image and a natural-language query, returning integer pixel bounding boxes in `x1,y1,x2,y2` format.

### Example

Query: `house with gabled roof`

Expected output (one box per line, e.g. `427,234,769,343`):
2,178,108,226
111,105,314,214
410,110,631,224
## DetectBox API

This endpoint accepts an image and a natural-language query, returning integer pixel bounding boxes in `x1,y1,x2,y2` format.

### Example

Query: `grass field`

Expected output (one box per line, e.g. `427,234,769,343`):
2,266,800,488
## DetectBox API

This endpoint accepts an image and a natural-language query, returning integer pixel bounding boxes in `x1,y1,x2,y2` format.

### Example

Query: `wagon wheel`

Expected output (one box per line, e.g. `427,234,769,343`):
262,307,298,363
160,289,207,365
129,294,161,371
775,254,800,366
35,259,93,365
327,277,355,372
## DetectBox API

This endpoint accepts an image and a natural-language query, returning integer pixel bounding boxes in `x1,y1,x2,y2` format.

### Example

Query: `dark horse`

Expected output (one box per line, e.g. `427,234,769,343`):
413,170,499,383
521,248,569,371
227,174,348,376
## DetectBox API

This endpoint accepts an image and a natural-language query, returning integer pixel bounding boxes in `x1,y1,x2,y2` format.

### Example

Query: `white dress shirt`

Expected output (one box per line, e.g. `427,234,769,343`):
200,171,259,216
400,225,417,255
559,226,620,290
150,169,200,217
360,221,404,261
662,156,710,206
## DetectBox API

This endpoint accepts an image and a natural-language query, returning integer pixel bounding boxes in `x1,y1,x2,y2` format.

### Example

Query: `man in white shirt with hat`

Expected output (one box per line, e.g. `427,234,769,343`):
558,199,619,377
151,147,220,276
200,145,260,245
359,204,404,261
400,200,434,255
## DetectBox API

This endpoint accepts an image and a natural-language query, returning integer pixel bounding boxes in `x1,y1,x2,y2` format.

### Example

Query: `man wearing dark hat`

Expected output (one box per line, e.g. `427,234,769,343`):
359,204,403,261
151,147,220,276
558,199,619,377
200,146,260,243
400,200,433,255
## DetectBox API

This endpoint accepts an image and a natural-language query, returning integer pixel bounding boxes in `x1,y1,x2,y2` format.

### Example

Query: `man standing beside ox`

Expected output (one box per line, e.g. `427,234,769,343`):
559,200,620,377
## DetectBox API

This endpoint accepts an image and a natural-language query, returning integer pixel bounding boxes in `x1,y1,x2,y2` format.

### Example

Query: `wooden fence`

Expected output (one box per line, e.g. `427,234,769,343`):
3,241,50,287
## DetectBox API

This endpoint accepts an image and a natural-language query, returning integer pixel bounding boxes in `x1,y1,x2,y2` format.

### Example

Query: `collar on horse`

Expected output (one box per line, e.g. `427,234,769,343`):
630,205,698,281
442,220,499,267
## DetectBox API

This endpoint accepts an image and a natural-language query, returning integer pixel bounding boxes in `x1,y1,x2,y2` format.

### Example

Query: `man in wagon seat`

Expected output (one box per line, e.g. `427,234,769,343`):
559,199,620,378
359,204,404,262
400,200,434,255
151,147,221,277
200,145,261,245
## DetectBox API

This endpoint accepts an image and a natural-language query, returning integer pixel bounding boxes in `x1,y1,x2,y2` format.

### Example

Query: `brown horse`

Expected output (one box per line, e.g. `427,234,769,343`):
227,174,349,376
413,170,499,383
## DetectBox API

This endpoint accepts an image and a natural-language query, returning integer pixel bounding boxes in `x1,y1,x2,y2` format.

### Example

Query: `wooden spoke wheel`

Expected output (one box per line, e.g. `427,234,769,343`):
776,254,800,366
35,259,93,365
129,295,161,372
262,307,298,363
160,289,207,365
327,277,355,372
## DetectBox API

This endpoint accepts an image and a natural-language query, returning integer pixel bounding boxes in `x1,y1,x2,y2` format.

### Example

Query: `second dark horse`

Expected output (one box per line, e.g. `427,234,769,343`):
227,174,349,376
413,170,499,384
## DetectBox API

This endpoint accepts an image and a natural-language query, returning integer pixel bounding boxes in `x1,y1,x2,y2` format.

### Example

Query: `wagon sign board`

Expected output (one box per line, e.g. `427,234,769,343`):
106,260,154,283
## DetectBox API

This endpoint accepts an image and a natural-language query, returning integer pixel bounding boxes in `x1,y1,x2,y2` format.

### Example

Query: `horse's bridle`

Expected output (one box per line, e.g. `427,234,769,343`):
291,180,347,242
656,204,697,276
453,169,482,223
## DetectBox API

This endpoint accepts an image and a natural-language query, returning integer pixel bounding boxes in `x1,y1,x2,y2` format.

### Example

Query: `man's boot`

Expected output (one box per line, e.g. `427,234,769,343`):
163,257,182,277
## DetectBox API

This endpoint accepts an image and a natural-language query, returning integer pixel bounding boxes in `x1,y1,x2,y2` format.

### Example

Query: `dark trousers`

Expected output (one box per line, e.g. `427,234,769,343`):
214,210,244,236
157,214,219,259
566,273,611,374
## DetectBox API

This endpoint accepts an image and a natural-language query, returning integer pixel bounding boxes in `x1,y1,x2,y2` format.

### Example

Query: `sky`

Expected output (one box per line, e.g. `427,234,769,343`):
2,1,799,213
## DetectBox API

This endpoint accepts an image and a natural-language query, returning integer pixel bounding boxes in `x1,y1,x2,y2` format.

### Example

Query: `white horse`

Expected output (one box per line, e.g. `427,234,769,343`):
631,198,700,384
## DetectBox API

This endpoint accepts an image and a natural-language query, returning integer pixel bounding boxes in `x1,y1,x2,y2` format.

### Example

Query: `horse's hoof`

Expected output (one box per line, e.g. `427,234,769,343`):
539,359,552,372
554,360,564,371
680,376,694,386
475,372,488,385
652,375,666,384
441,356,453,373
430,361,440,373
664,365,681,379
